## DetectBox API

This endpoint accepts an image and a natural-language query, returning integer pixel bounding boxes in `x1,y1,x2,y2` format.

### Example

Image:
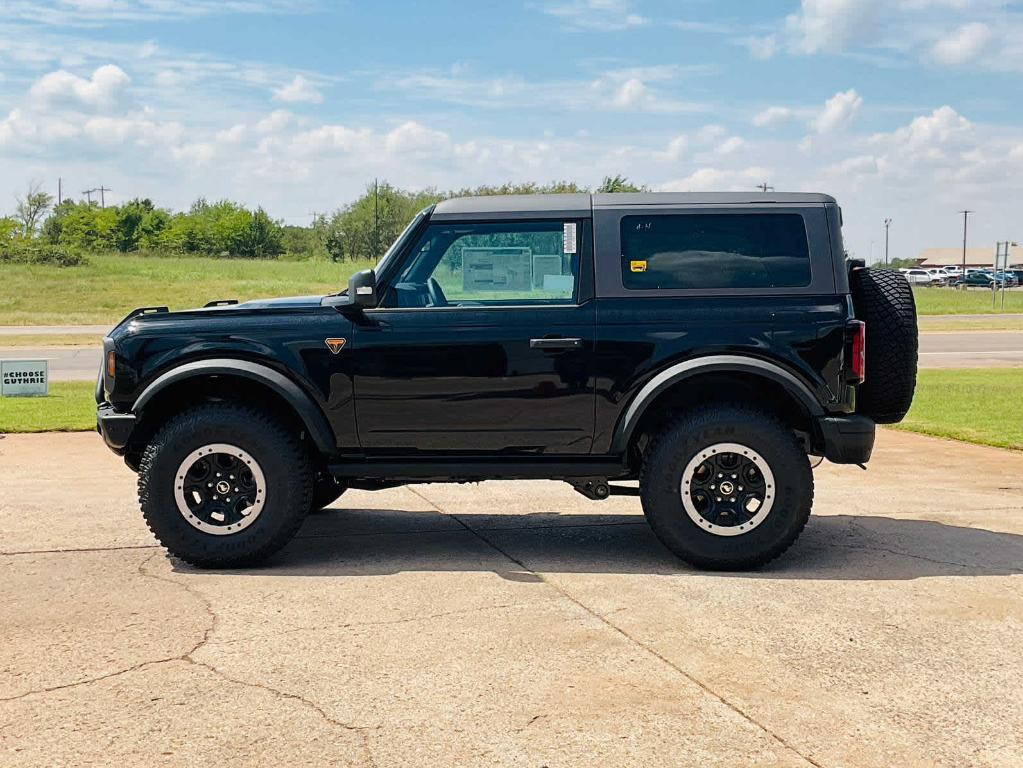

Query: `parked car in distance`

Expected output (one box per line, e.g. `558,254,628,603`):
953,272,996,288
925,268,952,285
900,268,938,285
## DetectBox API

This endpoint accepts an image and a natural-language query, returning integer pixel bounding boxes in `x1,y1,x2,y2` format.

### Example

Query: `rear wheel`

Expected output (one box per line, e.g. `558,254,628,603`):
138,402,313,568
640,405,813,570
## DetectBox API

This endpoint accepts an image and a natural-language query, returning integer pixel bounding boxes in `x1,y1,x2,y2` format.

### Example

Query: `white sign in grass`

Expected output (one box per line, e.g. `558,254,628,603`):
1,360,49,397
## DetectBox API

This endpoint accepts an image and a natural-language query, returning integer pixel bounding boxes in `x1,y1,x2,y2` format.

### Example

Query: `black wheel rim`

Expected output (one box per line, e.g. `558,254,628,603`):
681,442,775,536
174,444,265,535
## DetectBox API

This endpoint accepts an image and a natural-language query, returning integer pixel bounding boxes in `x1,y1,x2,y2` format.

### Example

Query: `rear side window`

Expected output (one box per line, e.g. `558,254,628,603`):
621,213,811,290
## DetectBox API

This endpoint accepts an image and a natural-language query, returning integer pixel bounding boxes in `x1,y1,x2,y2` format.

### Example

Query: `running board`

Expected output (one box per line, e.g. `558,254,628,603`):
327,457,628,482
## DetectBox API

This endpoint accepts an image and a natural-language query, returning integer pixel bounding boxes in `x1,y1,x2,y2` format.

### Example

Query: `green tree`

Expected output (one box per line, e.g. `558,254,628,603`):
597,174,643,193
0,216,22,242
15,181,53,236
324,182,441,262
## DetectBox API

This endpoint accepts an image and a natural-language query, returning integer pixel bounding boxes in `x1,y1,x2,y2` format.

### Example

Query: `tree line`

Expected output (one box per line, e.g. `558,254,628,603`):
1,175,643,266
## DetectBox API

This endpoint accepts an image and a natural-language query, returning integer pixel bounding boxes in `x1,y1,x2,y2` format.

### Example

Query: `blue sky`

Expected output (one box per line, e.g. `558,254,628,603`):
1,0,1021,261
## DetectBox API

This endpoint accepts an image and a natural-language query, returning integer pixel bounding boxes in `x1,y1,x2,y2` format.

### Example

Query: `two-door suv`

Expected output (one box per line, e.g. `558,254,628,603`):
97,192,918,570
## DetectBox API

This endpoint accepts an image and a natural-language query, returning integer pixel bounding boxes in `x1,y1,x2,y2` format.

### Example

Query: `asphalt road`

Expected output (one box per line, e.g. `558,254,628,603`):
2,429,1022,766
2,330,1022,381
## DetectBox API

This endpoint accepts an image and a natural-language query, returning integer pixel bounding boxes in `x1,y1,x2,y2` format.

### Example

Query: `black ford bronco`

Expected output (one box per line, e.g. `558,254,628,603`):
97,192,918,570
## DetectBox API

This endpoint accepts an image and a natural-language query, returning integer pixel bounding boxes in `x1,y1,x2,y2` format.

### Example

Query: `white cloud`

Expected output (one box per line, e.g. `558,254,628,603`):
785,0,886,54
930,22,994,65
716,136,746,155
272,74,323,104
742,35,778,60
664,135,687,161
753,106,793,127
29,64,130,109
611,78,649,109
543,0,647,31
658,166,773,192
811,88,863,133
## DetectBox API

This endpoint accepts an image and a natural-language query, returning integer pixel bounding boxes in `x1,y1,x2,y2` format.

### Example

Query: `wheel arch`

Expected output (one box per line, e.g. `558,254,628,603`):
611,355,824,457
131,359,336,456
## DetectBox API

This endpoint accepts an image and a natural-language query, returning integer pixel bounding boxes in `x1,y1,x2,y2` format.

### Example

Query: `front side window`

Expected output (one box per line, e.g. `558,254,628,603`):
382,220,579,308
621,213,811,290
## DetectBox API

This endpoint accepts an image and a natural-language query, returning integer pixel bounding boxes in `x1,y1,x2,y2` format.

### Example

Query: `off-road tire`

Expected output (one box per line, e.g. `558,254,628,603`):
640,405,813,570
850,267,918,423
138,402,313,568
311,474,346,512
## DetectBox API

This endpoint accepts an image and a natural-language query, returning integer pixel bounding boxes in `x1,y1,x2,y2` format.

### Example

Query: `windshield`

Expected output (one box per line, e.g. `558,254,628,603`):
374,207,431,277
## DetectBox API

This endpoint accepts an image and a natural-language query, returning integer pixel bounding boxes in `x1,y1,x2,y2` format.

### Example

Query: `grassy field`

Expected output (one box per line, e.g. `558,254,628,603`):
0,255,1021,327
890,369,1023,450
5,370,1021,453
0,382,96,433
0,253,375,326
912,286,1023,316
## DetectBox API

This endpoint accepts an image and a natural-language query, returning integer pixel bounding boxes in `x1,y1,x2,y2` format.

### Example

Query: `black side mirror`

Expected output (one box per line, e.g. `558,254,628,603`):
348,269,378,309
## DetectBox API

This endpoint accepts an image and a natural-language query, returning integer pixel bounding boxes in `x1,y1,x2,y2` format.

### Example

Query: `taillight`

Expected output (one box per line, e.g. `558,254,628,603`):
850,321,865,384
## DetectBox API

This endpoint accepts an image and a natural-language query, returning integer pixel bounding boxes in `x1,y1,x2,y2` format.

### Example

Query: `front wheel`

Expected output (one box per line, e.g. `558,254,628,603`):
138,402,313,568
640,405,813,570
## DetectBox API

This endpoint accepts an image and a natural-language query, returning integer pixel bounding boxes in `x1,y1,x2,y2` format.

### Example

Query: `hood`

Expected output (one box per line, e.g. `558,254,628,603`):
234,295,325,309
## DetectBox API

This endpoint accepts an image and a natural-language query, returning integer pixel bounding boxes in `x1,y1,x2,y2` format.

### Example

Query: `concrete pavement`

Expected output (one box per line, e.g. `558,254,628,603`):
2,429,1022,766
3,329,1023,380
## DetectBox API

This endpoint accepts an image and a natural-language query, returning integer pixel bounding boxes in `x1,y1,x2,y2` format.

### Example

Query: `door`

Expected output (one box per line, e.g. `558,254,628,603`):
352,218,595,455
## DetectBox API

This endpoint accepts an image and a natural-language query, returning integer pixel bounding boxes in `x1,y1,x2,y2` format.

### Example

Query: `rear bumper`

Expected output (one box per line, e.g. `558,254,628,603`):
96,404,136,454
816,414,875,464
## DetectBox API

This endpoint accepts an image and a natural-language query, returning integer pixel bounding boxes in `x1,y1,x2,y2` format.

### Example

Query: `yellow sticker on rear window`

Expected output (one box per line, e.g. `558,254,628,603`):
630,260,647,273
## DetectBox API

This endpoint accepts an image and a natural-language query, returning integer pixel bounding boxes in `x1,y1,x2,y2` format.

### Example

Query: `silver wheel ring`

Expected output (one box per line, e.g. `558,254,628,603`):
174,443,266,536
680,442,775,537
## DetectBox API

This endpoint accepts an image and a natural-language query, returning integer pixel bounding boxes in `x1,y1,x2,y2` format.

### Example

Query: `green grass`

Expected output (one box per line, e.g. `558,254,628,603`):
912,286,1023,316
891,369,1023,450
0,253,376,326
0,381,97,433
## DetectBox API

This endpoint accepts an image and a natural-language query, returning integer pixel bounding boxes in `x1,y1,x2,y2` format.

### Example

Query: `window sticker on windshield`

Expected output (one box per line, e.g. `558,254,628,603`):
630,260,648,273
563,222,577,254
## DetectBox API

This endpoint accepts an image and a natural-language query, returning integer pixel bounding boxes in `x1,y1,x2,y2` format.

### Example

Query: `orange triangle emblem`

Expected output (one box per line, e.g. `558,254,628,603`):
325,338,347,354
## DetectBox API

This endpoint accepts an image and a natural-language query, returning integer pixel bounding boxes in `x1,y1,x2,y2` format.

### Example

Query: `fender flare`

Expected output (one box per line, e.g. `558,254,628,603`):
133,358,336,454
610,354,824,454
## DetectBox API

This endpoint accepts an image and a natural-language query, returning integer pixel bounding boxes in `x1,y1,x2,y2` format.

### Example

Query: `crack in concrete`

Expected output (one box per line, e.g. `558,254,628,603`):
4,550,378,766
0,544,159,557
407,486,826,768
204,599,548,649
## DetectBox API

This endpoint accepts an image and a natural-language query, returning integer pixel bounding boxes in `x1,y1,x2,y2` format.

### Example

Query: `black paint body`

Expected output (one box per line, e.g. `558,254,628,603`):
99,193,870,475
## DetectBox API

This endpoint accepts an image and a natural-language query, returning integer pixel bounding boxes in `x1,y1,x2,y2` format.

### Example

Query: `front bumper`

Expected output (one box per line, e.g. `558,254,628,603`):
96,404,136,454
816,414,875,464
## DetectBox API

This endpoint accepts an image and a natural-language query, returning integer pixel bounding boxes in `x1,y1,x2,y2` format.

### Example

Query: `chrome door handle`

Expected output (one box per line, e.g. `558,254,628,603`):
530,337,583,349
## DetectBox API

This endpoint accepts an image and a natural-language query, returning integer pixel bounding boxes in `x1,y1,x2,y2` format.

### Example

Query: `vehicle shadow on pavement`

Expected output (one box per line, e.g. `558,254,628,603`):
171,508,1023,581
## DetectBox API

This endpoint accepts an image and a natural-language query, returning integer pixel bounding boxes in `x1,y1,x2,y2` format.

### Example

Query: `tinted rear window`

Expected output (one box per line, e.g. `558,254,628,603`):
621,213,811,290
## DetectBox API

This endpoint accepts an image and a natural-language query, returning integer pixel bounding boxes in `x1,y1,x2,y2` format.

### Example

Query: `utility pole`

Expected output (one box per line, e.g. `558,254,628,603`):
959,210,973,283
82,188,94,205
58,177,62,206
884,218,892,266
755,182,774,193
373,178,379,259
95,186,111,208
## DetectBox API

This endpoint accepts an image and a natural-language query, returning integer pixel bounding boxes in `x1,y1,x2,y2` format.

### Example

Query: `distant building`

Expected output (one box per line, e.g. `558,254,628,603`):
917,245,1021,268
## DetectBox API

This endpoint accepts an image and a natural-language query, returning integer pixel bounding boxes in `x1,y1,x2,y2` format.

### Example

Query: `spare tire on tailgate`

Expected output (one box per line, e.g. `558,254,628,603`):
849,267,918,424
